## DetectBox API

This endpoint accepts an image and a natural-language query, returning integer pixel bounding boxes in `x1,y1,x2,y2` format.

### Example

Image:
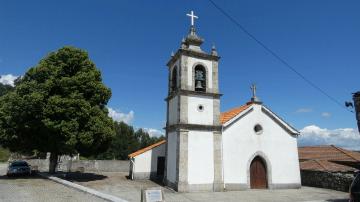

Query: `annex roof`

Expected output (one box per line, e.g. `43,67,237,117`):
128,140,166,158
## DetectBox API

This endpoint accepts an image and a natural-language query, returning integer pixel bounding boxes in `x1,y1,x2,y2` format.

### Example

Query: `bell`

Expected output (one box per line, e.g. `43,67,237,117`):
195,80,203,90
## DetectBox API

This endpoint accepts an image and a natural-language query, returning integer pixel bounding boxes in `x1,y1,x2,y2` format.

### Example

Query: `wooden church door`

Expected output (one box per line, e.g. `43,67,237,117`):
250,156,268,189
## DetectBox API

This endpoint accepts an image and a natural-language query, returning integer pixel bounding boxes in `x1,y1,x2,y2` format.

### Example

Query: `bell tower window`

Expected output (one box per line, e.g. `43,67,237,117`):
194,65,206,92
171,66,177,92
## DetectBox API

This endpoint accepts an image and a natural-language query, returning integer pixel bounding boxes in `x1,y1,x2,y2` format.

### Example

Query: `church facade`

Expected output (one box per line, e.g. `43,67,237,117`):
128,12,301,192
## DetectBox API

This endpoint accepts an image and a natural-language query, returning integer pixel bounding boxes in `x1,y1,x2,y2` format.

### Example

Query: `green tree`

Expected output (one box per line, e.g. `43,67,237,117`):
0,47,115,173
0,83,13,97
96,122,164,160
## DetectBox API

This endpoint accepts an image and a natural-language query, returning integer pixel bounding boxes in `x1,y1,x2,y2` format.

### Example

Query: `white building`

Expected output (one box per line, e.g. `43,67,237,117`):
128,11,301,192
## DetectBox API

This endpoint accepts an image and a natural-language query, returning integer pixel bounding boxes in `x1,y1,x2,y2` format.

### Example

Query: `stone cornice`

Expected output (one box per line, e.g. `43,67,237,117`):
165,123,222,132
167,49,220,67
165,89,222,101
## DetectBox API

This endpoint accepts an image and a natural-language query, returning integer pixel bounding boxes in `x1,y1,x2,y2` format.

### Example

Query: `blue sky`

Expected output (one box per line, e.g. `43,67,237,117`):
0,1,359,148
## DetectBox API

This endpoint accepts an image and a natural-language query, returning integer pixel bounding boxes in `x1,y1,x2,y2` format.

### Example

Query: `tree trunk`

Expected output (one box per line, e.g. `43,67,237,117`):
49,152,58,174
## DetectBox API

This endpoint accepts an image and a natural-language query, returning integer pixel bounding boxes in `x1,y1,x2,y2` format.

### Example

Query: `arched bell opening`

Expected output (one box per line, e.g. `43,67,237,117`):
194,65,206,92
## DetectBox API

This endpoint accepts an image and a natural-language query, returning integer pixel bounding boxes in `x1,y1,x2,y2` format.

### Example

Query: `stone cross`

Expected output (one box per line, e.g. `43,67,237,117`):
251,84,257,98
187,10,198,26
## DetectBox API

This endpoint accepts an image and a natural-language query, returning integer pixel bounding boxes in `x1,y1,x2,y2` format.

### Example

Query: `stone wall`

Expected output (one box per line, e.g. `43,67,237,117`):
301,170,354,192
25,159,129,173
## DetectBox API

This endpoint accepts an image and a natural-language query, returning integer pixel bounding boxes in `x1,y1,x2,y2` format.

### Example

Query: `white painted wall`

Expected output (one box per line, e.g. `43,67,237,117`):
166,131,177,183
187,96,213,125
187,57,213,89
187,131,214,184
222,104,301,186
168,96,178,125
133,143,165,174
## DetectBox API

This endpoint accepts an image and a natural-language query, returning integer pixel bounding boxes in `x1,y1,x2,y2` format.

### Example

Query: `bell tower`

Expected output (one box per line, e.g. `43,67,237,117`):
164,11,223,192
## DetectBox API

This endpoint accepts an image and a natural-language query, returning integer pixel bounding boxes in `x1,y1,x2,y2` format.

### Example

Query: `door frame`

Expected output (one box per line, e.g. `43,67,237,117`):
246,151,272,189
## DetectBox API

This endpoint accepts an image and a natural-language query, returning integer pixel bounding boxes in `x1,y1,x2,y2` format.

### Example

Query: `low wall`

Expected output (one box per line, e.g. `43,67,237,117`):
301,170,354,192
26,159,49,172
68,160,129,172
25,159,129,173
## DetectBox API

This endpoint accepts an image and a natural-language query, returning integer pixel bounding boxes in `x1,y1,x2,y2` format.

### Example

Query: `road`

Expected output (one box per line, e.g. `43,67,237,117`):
0,163,107,202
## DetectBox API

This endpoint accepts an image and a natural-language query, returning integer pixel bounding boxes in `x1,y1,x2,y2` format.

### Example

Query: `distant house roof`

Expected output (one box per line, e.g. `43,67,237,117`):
299,145,360,162
128,140,166,158
300,159,357,172
298,145,360,172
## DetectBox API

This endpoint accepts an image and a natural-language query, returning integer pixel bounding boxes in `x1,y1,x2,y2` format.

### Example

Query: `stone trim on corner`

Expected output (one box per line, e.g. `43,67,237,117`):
177,130,189,192
211,61,219,94
213,131,224,192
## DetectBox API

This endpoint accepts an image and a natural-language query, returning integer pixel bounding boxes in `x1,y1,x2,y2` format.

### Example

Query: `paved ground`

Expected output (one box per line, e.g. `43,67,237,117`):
65,172,349,202
0,163,107,202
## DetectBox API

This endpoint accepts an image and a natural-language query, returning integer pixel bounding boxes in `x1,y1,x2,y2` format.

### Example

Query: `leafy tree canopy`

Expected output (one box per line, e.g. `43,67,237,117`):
0,47,115,172
95,121,164,160
0,83,13,97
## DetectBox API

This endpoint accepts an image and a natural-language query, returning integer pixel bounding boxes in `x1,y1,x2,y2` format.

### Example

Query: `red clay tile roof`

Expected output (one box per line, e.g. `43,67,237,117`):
299,145,360,172
298,145,360,162
220,103,253,124
300,159,357,172
128,140,166,158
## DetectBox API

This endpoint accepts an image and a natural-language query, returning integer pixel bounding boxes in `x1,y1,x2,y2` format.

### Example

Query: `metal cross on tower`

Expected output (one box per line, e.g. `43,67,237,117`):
186,10,198,26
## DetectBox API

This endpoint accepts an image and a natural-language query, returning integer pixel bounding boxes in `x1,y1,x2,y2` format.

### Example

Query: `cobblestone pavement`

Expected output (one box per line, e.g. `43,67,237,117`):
0,163,107,202
69,172,349,202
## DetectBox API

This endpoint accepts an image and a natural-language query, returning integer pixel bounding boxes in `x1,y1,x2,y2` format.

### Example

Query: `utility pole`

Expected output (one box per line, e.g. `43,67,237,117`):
353,91,360,133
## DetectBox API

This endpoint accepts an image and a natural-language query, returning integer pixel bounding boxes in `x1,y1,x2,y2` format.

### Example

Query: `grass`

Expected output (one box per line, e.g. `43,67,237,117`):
0,146,10,162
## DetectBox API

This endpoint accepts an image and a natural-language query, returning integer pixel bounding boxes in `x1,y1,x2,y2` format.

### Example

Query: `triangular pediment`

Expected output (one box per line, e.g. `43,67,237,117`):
221,103,299,136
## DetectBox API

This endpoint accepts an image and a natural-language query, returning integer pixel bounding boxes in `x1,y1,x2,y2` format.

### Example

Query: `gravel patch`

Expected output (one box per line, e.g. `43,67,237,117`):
0,163,107,202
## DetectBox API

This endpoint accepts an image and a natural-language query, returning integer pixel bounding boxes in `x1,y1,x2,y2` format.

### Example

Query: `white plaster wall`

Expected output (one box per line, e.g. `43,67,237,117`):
187,57,213,89
187,131,214,184
168,96,178,125
166,131,177,183
133,144,165,173
187,96,213,125
222,104,301,186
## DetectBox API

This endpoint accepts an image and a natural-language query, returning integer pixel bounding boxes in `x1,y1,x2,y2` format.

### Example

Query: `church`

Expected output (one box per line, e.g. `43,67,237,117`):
128,11,301,192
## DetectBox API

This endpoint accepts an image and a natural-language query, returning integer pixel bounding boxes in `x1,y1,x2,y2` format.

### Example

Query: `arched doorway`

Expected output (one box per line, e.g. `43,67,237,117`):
250,156,268,189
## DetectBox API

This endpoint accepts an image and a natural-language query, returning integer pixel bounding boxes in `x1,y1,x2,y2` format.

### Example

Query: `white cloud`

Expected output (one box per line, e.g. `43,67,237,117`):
298,125,360,150
296,108,312,113
143,128,165,137
107,107,134,124
321,112,331,118
0,74,18,87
